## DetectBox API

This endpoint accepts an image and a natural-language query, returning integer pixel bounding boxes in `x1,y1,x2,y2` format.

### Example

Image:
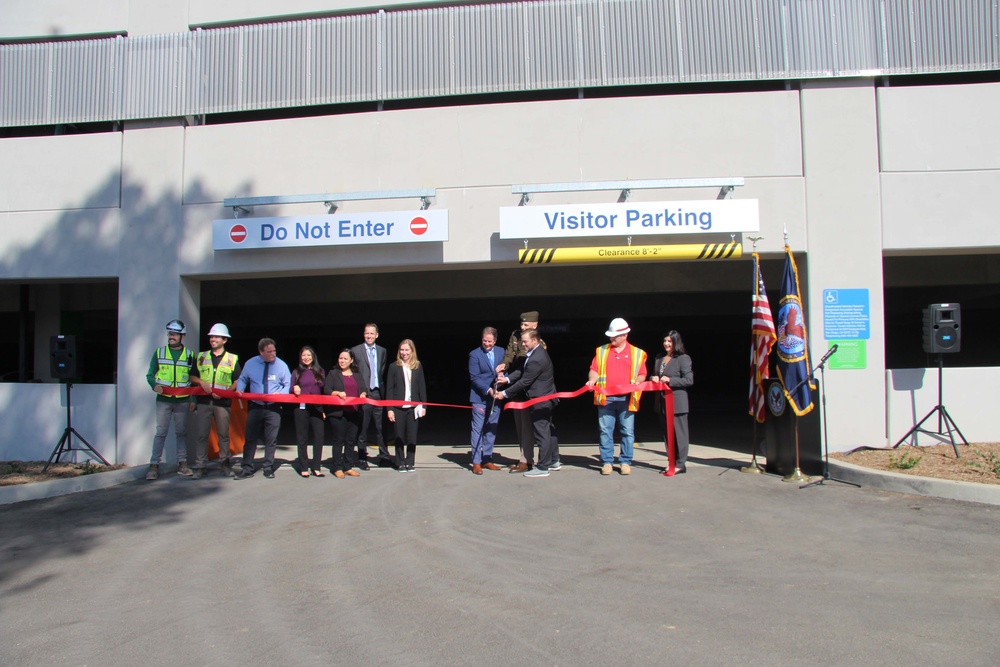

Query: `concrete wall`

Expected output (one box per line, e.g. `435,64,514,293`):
0,384,118,462
886,367,1000,445
0,0,189,39
0,1,468,39
879,82,1000,252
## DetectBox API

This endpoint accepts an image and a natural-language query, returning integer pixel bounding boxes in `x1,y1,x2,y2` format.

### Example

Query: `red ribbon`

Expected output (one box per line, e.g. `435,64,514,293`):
160,386,467,411
162,380,677,475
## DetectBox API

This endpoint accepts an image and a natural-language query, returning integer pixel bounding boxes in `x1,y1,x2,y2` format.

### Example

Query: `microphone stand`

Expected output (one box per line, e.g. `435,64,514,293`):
799,345,859,489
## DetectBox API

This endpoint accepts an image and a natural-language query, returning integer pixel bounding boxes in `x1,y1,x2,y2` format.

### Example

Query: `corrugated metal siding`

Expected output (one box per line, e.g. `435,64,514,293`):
2,0,999,128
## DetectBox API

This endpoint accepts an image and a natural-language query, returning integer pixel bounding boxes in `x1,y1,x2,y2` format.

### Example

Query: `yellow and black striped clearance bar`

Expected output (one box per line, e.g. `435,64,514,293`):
518,242,742,264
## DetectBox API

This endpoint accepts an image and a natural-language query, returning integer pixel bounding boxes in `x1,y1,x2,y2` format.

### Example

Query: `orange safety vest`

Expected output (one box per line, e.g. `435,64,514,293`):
593,343,647,411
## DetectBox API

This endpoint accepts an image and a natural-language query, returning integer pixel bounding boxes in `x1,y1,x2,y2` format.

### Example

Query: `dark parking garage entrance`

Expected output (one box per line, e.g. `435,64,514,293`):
198,262,765,456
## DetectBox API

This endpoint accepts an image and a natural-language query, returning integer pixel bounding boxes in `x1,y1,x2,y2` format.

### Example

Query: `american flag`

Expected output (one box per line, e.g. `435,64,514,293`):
749,252,776,422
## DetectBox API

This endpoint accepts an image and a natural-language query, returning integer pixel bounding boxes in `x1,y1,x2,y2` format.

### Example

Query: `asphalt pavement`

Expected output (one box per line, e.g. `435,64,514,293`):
2,442,999,666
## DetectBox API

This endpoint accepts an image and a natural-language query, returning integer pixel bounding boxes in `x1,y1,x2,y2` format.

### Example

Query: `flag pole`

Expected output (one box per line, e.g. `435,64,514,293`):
743,235,765,474
783,418,810,483
742,420,764,474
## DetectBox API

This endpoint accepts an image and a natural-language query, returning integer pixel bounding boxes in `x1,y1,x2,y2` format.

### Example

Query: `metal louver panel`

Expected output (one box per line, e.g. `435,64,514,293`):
1,0,998,128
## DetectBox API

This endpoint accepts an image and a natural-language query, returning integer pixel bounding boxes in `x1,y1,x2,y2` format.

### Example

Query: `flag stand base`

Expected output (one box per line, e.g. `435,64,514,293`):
782,467,809,483
741,461,764,474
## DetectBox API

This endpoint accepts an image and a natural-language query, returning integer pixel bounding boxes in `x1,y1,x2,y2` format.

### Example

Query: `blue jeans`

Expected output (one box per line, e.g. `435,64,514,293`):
597,400,634,465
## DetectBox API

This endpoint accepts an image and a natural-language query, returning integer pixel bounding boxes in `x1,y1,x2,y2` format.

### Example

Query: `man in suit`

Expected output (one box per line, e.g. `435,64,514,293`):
495,310,545,473
351,323,389,470
493,329,558,478
469,327,503,475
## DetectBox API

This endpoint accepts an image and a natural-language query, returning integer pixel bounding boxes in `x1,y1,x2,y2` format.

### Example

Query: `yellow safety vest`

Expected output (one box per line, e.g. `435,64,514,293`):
155,346,192,397
197,350,238,392
593,343,647,411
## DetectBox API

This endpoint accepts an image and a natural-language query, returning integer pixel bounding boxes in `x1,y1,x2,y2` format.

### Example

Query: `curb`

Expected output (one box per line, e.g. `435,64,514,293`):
5,455,1000,508
0,465,150,506
828,458,1000,506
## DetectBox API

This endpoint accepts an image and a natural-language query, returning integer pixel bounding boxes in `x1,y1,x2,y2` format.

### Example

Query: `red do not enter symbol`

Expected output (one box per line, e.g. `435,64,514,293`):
230,224,247,243
409,217,428,236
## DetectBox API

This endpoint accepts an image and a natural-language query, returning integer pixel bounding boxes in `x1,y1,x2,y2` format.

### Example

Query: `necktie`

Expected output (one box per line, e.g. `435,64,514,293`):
368,347,377,389
262,360,270,396
487,349,494,370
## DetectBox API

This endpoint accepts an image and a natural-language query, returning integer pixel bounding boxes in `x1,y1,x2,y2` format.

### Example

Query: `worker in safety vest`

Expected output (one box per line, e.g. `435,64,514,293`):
191,323,242,479
145,319,196,480
585,318,648,477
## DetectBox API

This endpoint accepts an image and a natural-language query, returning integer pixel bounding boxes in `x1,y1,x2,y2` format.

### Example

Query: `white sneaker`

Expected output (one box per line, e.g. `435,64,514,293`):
549,461,563,471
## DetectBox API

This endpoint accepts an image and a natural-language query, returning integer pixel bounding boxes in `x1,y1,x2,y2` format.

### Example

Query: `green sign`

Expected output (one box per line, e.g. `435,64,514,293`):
827,340,866,370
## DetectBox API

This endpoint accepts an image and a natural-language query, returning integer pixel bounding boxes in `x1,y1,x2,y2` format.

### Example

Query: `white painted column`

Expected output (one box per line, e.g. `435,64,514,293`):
800,80,887,450
116,122,188,465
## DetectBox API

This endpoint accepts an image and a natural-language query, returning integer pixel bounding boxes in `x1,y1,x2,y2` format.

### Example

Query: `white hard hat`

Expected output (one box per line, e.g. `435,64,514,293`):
207,323,231,338
605,317,631,337
166,319,187,335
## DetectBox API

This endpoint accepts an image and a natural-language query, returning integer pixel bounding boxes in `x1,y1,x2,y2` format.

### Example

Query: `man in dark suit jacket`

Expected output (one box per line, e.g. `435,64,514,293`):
494,329,558,478
351,323,390,469
469,326,503,475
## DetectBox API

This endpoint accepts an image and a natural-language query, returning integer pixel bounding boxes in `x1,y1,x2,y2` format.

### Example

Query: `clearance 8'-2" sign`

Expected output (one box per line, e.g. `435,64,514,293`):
212,210,448,250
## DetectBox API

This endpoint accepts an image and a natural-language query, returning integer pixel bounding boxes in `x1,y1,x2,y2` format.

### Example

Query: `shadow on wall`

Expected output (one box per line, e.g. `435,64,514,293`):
0,172,125,278
0,480,223,595
0,168,232,465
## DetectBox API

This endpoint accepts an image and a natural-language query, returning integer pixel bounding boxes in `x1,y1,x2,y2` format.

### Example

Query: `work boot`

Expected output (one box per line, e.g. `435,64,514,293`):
220,461,234,477
145,464,159,480
177,461,194,476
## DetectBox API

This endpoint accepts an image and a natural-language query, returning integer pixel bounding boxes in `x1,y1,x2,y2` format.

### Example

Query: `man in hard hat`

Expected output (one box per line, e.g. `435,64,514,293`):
145,319,196,480
585,318,648,476
191,323,242,479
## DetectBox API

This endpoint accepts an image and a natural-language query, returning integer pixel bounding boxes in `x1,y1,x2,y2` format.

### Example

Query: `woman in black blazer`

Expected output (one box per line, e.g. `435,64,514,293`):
651,330,694,474
385,339,427,472
324,349,366,478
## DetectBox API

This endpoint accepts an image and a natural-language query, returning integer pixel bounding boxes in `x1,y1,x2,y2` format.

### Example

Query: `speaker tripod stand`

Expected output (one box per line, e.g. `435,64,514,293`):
42,382,109,472
892,355,965,458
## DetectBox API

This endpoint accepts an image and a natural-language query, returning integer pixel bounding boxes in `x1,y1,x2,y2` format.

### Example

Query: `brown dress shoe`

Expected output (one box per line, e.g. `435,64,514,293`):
482,462,501,471
472,463,483,475
508,462,530,474
333,470,346,479
344,469,360,477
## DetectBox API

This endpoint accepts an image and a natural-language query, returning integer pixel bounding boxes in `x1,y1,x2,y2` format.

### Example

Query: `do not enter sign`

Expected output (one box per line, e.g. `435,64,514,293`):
409,217,428,235
212,210,447,249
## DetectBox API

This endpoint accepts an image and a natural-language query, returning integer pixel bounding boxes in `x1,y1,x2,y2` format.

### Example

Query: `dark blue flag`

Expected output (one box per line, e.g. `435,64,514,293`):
775,245,815,415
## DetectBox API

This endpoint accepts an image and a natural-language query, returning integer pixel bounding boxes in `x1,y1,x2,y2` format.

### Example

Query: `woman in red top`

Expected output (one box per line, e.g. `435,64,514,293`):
291,346,326,478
